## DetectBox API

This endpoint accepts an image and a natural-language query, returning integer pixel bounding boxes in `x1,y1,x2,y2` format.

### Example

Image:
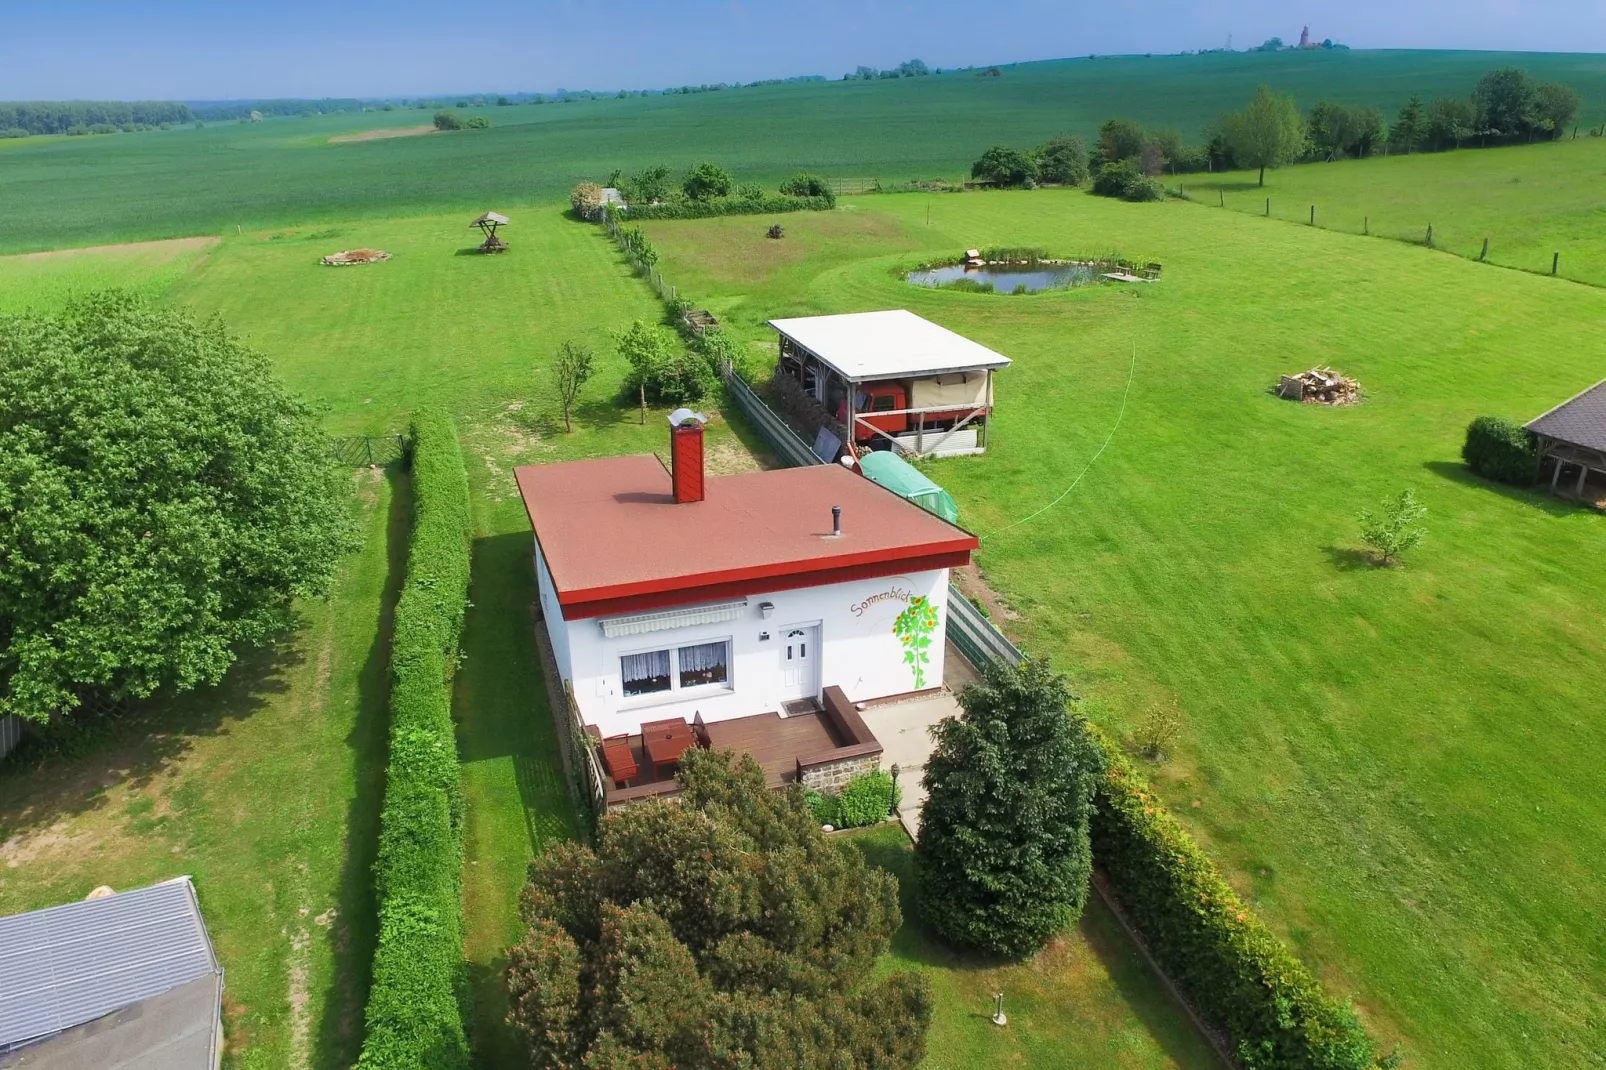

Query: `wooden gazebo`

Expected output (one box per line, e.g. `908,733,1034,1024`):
1526,377,1606,502
470,211,509,253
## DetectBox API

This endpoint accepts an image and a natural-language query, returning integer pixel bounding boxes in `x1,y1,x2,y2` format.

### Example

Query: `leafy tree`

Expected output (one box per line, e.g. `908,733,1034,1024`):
1220,85,1307,186
1426,97,1476,149
551,341,594,434
1358,490,1427,566
505,750,931,1068
0,292,351,723
1308,101,1357,160
432,110,462,131
1474,67,1538,136
568,181,604,219
1392,95,1426,153
465,115,490,129
1350,106,1388,156
970,145,1038,187
617,319,711,418
1096,117,1146,165
915,659,1105,958
1091,159,1161,201
682,161,733,200
627,163,673,203
1535,81,1581,138
1033,135,1089,185
854,65,877,80
1143,127,1184,173
897,59,930,77
779,172,832,198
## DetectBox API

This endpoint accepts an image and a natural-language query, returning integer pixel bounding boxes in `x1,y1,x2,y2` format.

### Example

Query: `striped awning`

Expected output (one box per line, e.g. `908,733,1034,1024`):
598,600,749,638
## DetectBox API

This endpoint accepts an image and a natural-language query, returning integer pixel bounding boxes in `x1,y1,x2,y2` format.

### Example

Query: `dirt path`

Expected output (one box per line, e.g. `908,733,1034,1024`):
0,235,220,263
328,125,438,144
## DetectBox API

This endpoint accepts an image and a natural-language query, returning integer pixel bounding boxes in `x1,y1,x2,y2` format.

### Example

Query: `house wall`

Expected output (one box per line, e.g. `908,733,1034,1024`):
554,567,950,738
535,541,572,687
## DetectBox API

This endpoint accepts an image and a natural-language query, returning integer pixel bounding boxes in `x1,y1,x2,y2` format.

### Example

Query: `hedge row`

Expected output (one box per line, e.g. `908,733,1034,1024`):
357,409,475,1070
621,193,834,220
1462,415,1538,486
1090,727,1397,1070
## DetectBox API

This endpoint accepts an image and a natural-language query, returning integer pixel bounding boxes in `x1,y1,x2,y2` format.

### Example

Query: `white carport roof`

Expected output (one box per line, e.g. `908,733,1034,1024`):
768,309,1012,382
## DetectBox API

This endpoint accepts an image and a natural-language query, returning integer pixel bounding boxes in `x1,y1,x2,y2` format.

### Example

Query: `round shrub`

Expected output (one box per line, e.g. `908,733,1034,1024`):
569,182,604,220
682,162,733,201
465,116,490,129
432,110,462,131
780,172,833,200
838,770,899,827
1463,416,1538,486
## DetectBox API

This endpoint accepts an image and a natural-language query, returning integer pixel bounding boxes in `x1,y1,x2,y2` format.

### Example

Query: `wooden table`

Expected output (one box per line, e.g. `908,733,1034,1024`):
641,718,698,777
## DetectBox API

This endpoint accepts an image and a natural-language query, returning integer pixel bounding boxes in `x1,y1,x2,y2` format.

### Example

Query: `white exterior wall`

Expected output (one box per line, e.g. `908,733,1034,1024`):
543,563,950,739
535,542,573,686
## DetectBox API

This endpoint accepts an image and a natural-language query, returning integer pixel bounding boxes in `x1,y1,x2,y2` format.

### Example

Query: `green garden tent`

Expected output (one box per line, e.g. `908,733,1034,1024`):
857,450,960,524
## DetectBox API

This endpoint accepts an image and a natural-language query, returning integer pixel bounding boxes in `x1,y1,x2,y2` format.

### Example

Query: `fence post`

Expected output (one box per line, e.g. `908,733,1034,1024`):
1310,205,1315,226
1552,252,1560,276
1364,215,1369,235
1218,190,1224,207
1425,224,1433,247
365,437,373,466
1265,198,1270,217
1480,237,1489,261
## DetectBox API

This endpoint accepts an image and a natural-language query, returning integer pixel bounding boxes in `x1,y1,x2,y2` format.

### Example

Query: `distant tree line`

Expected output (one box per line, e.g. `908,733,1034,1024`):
0,100,192,137
845,59,933,80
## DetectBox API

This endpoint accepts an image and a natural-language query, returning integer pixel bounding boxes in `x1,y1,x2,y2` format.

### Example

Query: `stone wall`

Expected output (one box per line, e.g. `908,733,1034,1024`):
799,752,881,793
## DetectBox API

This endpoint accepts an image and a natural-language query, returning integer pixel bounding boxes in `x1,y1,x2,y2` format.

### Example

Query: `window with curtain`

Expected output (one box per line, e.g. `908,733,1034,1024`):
621,649,671,696
678,640,729,688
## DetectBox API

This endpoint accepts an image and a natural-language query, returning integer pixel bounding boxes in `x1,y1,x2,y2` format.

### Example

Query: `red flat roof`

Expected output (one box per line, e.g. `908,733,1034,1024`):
515,455,977,619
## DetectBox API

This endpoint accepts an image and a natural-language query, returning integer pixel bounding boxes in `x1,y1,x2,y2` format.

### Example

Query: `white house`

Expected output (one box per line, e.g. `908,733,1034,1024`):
515,413,977,804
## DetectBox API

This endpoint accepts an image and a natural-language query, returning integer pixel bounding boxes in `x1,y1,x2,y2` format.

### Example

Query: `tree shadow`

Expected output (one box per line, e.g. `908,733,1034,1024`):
1321,545,1377,572
1194,180,1262,193
466,958,521,1068
1420,459,1595,516
313,471,411,1069
0,633,301,830
714,383,782,469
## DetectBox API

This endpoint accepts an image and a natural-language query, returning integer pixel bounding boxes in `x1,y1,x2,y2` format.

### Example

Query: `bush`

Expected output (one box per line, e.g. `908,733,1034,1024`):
780,172,836,204
464,115,489,129
569,181,604,220
1462,416,1537,485
0,292,352,724
356,409,474,1070
1092,159,1163,201
1092,727,1399,1069
970,145,1039,187
618,320,714,406
682,161,733,200
620,194,833,220
506,751,931,1068
432,110,461,131
838,769,899,826
916,659,1104,958
1035,136,1089,185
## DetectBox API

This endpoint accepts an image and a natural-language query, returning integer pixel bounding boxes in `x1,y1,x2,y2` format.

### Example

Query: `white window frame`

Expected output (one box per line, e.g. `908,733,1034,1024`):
618,636,735,709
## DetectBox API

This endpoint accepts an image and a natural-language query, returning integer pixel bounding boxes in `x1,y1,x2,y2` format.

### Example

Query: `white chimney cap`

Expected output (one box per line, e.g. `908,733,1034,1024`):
668,408,707,427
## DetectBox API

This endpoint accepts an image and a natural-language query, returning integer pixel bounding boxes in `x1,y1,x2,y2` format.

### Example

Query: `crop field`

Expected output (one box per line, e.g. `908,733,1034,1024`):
3,48,1606,252
1187,135,1606,287
637,189,1606,1069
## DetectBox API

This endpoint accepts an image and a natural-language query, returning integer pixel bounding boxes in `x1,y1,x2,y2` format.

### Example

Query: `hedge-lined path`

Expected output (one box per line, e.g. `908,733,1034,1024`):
0,471,403,1070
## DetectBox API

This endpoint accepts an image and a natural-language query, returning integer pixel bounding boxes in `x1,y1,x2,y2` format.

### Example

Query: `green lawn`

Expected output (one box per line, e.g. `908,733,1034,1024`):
0,470,403,1070
843,824,1217,1069
3,49,1605,252
1185,135,1606,287
0,236,218,312
640,191,1606,1069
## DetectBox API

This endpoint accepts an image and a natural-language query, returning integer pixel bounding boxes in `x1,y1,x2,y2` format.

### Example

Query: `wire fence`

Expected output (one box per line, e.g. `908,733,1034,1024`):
332,434,407,467
602,208,678,303
828,177,879,196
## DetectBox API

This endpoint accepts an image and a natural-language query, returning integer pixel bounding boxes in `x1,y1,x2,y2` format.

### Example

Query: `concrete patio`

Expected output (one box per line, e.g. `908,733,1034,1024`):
858,641,978,836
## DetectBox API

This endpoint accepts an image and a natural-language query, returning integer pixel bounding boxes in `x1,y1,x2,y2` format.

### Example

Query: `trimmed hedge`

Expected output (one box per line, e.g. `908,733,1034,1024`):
357,409,474,1070
1462,416,1538,486
620,193,833,220
1090,727,1398,1070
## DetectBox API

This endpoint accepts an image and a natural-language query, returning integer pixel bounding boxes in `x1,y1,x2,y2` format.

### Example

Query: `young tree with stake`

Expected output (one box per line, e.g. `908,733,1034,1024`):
1220,85,1306,186
1358,490,1428,566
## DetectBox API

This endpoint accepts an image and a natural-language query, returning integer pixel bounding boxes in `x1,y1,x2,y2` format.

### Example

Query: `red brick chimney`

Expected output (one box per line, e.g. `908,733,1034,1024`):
669,409,706,504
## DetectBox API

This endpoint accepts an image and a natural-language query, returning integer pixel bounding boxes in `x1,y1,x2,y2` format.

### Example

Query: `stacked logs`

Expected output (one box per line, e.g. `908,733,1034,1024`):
1277,367,1360,406
320,249,391,266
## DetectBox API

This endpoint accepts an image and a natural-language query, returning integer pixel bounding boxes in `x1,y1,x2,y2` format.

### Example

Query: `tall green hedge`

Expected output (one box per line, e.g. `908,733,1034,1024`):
357,409,474,1070
1462,415,1538,486
1090,728,1397,1070
620,193,833,220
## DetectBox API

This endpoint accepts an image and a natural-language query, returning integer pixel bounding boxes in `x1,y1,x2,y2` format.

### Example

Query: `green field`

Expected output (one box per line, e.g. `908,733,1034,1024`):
3,49,1606,252
1188,135,1606,286
0,469,402,1070
636,191,1606,1069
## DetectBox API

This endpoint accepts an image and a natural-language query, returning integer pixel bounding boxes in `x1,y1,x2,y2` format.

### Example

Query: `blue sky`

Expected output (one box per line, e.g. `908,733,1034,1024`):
1,1,1600,101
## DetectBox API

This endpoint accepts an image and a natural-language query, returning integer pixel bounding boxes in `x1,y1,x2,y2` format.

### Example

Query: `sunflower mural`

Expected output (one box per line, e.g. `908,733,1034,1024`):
892,595,939,689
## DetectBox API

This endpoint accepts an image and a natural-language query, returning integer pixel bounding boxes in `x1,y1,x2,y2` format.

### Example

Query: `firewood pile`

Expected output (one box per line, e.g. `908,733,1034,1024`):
320,249,391,266
1277,367,1360,406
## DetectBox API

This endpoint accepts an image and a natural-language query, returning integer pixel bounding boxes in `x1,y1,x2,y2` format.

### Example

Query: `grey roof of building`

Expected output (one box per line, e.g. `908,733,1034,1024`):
1526,378,1606,452
0,877,220,1054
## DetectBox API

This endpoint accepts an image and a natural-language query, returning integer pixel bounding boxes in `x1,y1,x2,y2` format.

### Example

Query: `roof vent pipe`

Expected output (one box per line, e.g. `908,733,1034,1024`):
832,505,842,537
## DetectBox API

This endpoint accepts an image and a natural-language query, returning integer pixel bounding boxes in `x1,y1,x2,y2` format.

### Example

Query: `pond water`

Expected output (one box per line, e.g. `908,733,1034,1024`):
906,262,1101,293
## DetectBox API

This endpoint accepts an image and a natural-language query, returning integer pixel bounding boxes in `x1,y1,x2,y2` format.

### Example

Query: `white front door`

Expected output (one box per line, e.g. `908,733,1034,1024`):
778,625,819,702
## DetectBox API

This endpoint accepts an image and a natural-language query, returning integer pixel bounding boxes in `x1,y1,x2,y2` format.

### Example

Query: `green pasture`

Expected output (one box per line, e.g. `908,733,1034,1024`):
1186,135,1606,287
638,191,1606,1069
0,471,403,1070
3,49,1605,252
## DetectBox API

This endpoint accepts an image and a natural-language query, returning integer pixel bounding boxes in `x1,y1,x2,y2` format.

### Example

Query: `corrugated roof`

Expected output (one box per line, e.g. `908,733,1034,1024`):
768,310,1012,381
0,877,220,1053
1526,378,1606,452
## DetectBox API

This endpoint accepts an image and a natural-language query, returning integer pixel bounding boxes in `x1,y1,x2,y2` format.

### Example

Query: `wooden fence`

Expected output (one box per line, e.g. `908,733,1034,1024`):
828,177,879,196
0,715,23,763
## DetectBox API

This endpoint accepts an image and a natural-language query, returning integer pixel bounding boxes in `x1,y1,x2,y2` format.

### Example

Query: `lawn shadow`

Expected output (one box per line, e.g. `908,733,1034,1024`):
1321,545,1377,572
467,957,521,1068
0,633,302,830
1195,180,1262,193
1421,460,1585,516
313,470,410,1070
714,383,782,470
